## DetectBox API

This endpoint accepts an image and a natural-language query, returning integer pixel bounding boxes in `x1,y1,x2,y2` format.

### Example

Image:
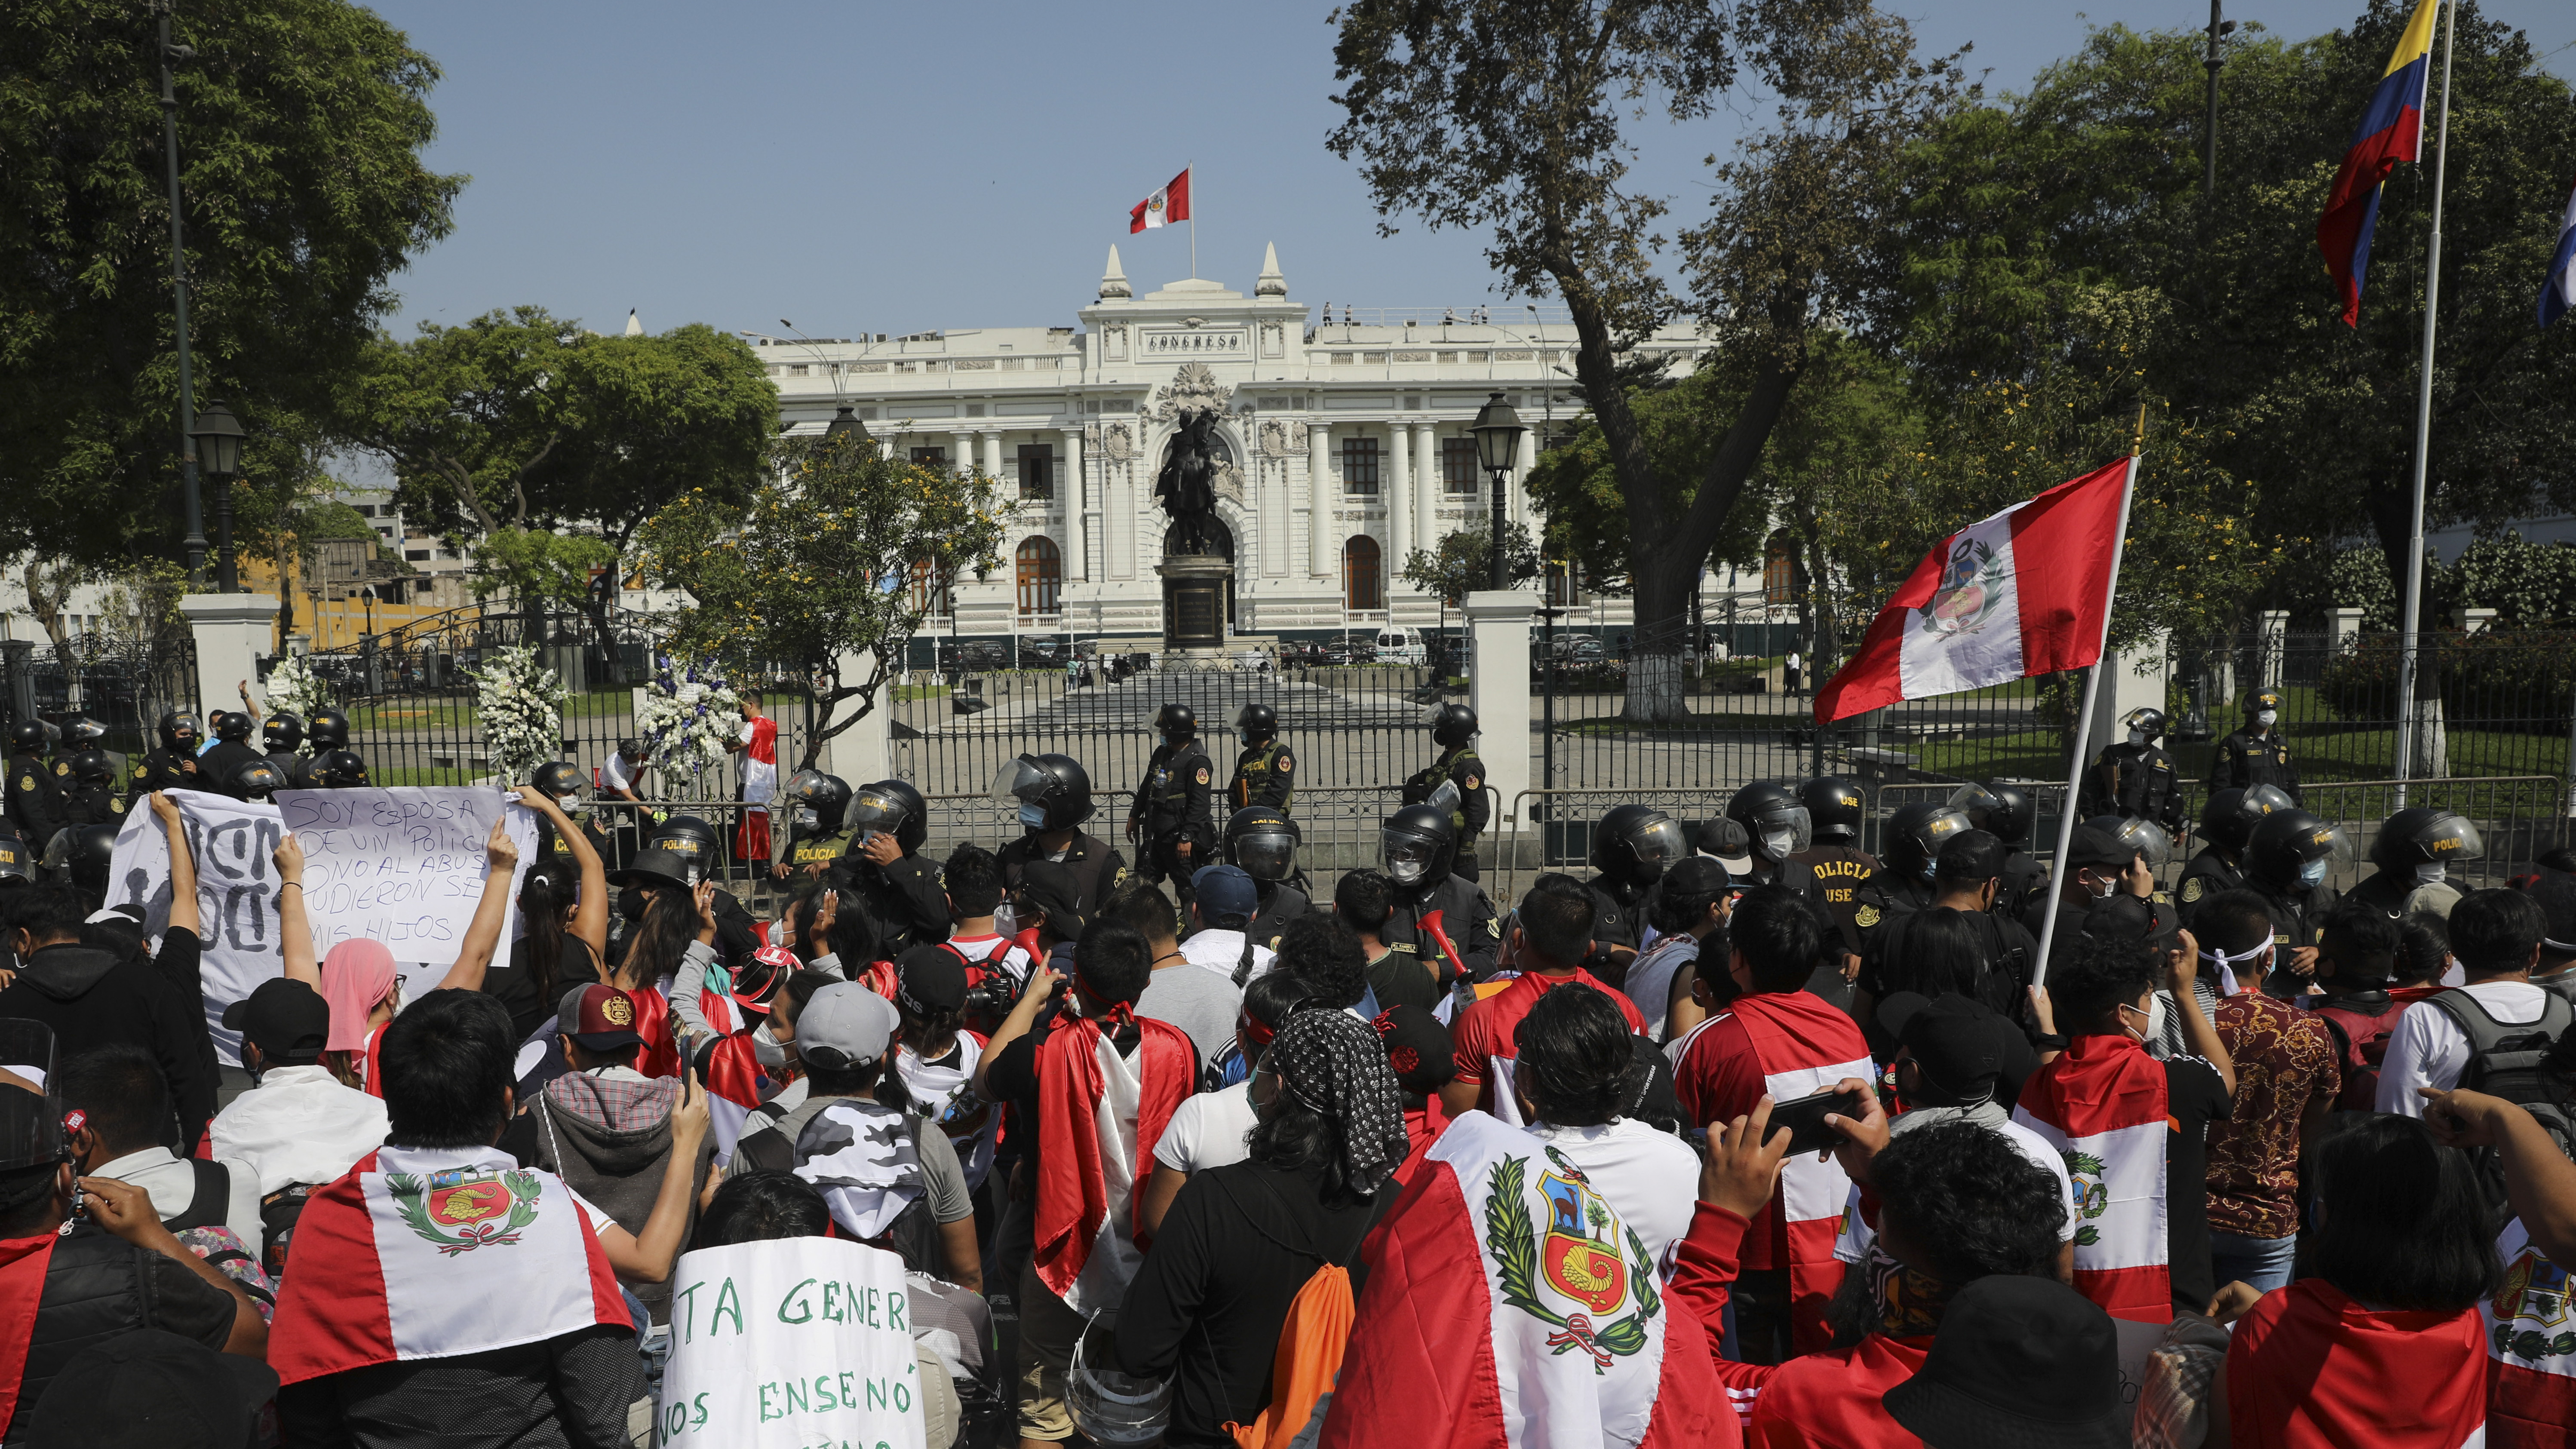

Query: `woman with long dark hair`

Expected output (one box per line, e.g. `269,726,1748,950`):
479,786,610,1039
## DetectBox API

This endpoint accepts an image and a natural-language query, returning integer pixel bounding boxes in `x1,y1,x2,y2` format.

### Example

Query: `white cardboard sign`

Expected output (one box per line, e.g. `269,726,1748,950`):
657,1237,929,1449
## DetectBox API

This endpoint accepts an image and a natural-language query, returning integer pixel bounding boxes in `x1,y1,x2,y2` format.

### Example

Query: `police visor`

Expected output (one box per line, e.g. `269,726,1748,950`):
1628,817,1688,871
992,756,1052,807
846,789,912,837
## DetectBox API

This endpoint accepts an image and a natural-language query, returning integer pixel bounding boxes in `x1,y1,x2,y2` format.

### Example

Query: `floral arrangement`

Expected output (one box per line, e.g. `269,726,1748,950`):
263,651,334,751
470,645,565,786
633,653,743,789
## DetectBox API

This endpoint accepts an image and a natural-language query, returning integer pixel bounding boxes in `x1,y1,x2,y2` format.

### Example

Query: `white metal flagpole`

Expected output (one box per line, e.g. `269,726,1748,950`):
1188,160,1198,280
2391,0,2458,808
2030,452,2143,986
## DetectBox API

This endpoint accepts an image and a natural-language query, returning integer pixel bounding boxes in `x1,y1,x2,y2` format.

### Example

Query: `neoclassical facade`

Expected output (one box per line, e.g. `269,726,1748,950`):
761,246,1709,642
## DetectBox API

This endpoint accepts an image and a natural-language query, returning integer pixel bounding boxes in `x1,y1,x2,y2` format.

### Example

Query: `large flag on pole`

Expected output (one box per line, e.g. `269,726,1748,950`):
2540,176,2576,328
1811,460,2133,724
1130,168,1191,233
2317,0,2443,327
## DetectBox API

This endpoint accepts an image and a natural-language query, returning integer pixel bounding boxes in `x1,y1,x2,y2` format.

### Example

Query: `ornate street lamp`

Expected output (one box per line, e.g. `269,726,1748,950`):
189,401,247,591
1471,392,1526,590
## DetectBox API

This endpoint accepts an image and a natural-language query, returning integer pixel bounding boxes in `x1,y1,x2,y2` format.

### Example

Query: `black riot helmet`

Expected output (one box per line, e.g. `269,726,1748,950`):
1591,804,1689,887
2246,809,2353,893
66,750,113,786
231,758,287,801
2201,784,2295,855
0,831,32,886
157,711,202,752
307,709,352,750
264,712,305,752
1235,703,1278,747
2119,707,2169,744
1947,781,2035,848
2082,814,2175,871
1153,703,1197,743
783,769,854,836
1884,804,1975,881
1382,803,1456,888
212,710,253,743
992,753,1095,832
2246,690,2284,720
533,761,586,806
1725,782,1813,866
649,812,723,862
1224,806,1301,883
67,822,119,894
1431,703,1478,749
2370,808,2485,870
310,749,370,789
852,779,928,854
60,717,106,750
1797,777,1867,844
5,720,45,754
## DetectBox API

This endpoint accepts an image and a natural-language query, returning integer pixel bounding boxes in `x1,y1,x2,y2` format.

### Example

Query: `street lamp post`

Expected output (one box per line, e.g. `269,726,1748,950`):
190,402,246,591
159,6,208,587
1471,393,1526,591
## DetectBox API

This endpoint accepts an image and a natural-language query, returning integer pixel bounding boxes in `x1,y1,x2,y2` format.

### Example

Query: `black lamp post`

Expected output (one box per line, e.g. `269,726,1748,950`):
190,401,246,591
1471,392,1526,591
822,404,870,449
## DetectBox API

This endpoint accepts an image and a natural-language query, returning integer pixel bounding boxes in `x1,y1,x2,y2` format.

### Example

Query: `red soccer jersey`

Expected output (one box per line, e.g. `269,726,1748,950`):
1449,969,1647,1112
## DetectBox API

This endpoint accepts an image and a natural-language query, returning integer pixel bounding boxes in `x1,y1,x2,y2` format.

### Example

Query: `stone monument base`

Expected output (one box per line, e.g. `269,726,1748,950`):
1157,555,1232,660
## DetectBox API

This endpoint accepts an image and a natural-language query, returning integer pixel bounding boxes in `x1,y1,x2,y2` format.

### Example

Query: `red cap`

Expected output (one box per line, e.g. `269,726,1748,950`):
559,983,644,1050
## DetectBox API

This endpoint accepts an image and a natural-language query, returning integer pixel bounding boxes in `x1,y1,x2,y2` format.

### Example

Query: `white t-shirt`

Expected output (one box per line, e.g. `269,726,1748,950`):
1835,1108,2078,1265
600,751,642,796
2377,981,2555,1116
1153,1081,1261,1175
1624,935,1700,1040
946,933,1036,994
207,1063,393,1197
1180,928,1275,981
1524,1117,1703,1278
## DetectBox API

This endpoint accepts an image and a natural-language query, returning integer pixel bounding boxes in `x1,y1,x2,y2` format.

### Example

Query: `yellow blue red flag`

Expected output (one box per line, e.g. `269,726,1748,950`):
2316,0,2443,326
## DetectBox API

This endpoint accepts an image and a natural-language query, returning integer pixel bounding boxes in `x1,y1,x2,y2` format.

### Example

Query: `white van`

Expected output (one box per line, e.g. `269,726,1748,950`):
1373,626,1427,665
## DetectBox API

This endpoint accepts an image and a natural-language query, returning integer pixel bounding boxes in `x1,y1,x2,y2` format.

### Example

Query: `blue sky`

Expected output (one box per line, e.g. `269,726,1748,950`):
366,1,2573,341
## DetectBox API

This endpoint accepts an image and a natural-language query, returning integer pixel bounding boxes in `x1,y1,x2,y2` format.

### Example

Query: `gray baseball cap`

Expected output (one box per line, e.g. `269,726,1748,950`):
796,982,898,1071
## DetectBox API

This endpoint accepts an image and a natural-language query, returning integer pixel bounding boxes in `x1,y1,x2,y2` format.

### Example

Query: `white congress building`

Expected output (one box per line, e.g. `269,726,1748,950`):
759,246,1713,650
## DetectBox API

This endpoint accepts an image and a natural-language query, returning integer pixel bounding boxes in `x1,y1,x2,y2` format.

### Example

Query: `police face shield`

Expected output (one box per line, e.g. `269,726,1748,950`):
1747,805,1812,864
992,757,1055,829
1945,783,2003,830
1382,828,1441,886
2241,784,2296,820
2291,822,2356,889
2112,819,2175,871
2415,814,2484,864
1234,830,1297,883
1423,778,1462,817
1627,818,1688,881
0,1019,64,1174
1913,809,1974,860
845,789,912,847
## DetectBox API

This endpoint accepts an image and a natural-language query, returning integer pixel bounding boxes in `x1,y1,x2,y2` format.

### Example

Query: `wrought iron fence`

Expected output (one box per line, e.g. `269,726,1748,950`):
0,631,200,762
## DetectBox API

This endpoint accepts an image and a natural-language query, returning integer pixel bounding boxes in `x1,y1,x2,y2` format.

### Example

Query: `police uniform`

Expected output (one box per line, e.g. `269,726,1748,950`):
1581,875,1656,986
2078,741,2188,836
265,748,316,792
2174,847,2247,924
1130,740,1216,905
544,811,619,865
1384,873,1501,984
828,846,953,958
1790,843,1881,955
997,829,1130,921
1995,849,2049,927
1403,746,1488,881
2253,881,2338,997
1228,740,1296,814
1244,880,1312,953
2210,728,2303,804
4,750,65,845
2344,868,2462,921
194,740,267,802
1729,857,1857,1008
62,777,126,829
128,747,201,800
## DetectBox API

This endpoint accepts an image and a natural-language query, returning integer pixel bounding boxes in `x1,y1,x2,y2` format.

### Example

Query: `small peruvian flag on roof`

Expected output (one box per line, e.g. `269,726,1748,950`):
1130,168,1191,233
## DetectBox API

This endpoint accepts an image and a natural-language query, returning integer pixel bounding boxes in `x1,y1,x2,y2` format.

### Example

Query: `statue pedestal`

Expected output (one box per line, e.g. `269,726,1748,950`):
1157,555,1232,665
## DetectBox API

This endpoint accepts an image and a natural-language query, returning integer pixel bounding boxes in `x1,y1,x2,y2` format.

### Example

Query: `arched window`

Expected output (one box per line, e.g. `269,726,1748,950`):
1344,536,1384,612
909,559,951,616
1016,536,1062,617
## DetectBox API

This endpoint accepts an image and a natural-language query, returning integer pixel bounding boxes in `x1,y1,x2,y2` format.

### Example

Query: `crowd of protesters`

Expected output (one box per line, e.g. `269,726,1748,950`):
0,728,2573,1449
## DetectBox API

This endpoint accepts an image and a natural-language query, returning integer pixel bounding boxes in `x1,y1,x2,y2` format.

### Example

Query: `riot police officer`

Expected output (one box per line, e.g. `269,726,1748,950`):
310,749,371,789
1228,703,1295,814
1790,776,1879,955
995,753,1129,920
2244,808,2349,995
230,758,287,803
2348,807,2481,919
61,751,126,828
835,779,951,955
2210,690,2303,803
5,720,66,846
129,711,203,798
56,821,119,903
262,712,315,790
1586,804,1688,983
1947,780,2048,925
1378,803,1501,985
2176,784,2296,920
1223,806,1309,952
771,767,853,877
1854,803,1975,935
197,711,267,801
2078,707,2188,839
535,760,615,864
1403,703,1487,881
1128,704,1216,912
307,708,352,754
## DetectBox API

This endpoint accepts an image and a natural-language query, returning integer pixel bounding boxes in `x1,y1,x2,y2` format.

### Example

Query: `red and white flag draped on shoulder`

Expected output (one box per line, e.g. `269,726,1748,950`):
1812,460,2135,724
2012,1034,2173,1324
1321,1112,1740,1449
1033,1011,1195,1309
267,1146,629,1384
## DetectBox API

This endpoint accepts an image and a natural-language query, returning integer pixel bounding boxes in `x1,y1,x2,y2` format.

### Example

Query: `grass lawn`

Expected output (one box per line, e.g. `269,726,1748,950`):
894,684,952,701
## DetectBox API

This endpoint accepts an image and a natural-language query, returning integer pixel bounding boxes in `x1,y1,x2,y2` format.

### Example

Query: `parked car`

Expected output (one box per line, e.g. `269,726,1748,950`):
1372,626,1428,665
1550,635,1606,663
946,641,1009,671
1318,638,1377,666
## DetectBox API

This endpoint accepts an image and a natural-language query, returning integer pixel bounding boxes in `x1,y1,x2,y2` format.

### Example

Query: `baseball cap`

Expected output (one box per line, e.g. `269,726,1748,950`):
1370,1004,1458,1096
2080,893,2179,949
1662,854,1731,898
556,983,645,1052
1191,864,1259,923
2063,825,2134,872
1875,991,2014,1100
1014,860,1087,939
796,982,898,1071
24,1327,281,1449
221,979,331,1065
895,944,969,1019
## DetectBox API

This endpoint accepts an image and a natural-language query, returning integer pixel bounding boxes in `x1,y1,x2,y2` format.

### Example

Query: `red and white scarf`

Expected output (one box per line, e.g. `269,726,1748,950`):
1033,1009,1194,1313
268,1145,628,1384
2012,1032,2171,1323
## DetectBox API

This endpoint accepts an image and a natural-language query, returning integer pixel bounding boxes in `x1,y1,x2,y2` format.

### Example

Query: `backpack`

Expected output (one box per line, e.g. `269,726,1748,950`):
1216,1172,1365,1449
2309,995,2407,1113
2424,987,2576,1233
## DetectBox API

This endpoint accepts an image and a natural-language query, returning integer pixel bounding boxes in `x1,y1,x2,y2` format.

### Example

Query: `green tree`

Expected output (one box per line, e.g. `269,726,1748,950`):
639,434,1007,771
0,0,460,568
1400,523,1542,608
1329,0,1966,721
1523,367,1778,596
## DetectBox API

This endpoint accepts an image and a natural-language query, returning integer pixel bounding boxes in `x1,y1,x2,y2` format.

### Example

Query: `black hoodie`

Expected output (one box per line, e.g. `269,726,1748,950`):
0,941,216,1147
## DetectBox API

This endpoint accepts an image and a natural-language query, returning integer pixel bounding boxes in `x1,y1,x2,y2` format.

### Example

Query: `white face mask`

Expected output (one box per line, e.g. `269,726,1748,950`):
752,1021,787,1069
2256,709,2278,728
2127,728,2149,747
1760,829,1797,863
2085,872,2119,902
2414,862,2446,886
2136,993,2168,1045
2300,857,2330,889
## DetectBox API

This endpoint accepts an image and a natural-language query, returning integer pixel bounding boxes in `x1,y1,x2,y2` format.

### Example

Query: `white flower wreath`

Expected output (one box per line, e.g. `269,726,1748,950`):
634,653,743,794
469,645,566,786
262,652,335,753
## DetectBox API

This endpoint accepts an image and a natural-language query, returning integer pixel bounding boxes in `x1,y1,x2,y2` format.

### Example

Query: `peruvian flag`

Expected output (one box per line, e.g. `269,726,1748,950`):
1130,168,1191,233
2012,1033,2172,1324
1320,1111,1738,1449
1813,458,2134,724
2489,1217,2576,1446
268,1145,629,1384
1033,1013,1195,1314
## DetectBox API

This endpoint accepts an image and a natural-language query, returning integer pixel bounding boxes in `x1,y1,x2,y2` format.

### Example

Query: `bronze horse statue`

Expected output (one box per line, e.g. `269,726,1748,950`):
1153,410,1222,556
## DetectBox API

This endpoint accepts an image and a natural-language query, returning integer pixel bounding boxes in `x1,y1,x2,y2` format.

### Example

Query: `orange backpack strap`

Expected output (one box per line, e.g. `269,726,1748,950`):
1227,1263,1356,1449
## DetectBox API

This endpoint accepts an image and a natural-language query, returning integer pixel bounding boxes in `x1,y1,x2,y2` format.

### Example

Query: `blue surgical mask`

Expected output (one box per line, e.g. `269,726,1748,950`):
2300,857,2329,889
1918,859,1937,883
1019,802,1048,829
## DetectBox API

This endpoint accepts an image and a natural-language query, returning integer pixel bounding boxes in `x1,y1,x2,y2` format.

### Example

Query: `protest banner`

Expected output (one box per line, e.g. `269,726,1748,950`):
658,1237,930,1449
106,789,286,1056
276,786,536,961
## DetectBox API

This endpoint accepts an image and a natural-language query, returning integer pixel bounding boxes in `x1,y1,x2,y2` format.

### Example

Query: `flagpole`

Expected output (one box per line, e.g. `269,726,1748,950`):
2031,452,2142,987
2391,0,2458,808
1188,160,1198,280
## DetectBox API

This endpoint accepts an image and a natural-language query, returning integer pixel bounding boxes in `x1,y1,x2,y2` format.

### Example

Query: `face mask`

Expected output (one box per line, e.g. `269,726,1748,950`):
2300,857,2329,889
751,1021,787,1069
556,795,580,813
2127,992,2167,1045
2257,709,2278,728
2414,862,2446,886
2127,728,2149,746
1018,802,1049,829
618,889,648,922
863,830,892,850
1918,858,1938,883
1760,829,1796,863
1240,731,1259,748
2086,873,2118,902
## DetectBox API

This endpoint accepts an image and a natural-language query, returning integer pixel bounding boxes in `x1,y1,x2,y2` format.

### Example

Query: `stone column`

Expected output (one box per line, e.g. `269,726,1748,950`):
1308,422,1332,579
1415,422,1440,550
982,432,1005,485
1465,589,1538,873
2257,609,2290,689
1065,430,1089,581
950,430,975,475
2089,628,2170,764
1514,428,1539,526
2330,607,2364,654
180,593,282,715
1386,426,1411,586
817,648,892,784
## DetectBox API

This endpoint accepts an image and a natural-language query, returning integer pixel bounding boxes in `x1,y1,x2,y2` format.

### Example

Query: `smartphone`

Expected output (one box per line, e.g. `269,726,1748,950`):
1766,1087,1866,1157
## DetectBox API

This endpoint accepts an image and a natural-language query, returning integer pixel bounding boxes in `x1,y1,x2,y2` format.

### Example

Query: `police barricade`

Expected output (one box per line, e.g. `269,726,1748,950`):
915,786,1413,905
1498,789,1739,907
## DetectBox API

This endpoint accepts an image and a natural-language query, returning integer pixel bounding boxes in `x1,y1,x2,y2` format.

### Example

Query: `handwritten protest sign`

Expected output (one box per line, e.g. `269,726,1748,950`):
276,786,534,959
658,1237,929,1449
106,789,285,1056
